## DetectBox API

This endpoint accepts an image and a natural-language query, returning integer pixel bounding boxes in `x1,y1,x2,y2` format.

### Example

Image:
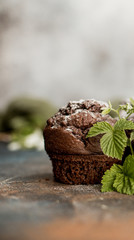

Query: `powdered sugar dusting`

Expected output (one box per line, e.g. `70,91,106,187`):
51,126,58,129
89,112,96,118
74,109,83,114
44,99,116,156
70,99,107,107
65,127,73,132
46,99,114,131
70,99,85,104
88,99,108,107
64,115,71,120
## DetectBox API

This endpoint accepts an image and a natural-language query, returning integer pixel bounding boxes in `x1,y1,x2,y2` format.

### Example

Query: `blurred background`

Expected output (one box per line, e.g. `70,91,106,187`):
0,0,134,149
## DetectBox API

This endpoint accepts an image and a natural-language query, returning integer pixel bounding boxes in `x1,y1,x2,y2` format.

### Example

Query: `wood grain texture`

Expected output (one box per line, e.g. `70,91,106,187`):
0,142,134,240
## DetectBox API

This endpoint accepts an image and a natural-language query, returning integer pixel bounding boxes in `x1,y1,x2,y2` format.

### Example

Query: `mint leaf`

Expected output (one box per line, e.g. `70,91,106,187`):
86,122,113,138
86,101,134,160
86,121,128,159
100,129,127,160
114,119,134,131
123,155,134,179
101,108,111,115
101,164,123,192
113,173,134,195
113,173,127,194
101,155,134,195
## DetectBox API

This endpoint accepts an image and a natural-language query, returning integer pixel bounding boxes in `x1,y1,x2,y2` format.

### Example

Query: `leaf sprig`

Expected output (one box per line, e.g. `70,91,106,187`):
101,155,134,195
102,99,134,120
86,119,134,160
86,98,134,195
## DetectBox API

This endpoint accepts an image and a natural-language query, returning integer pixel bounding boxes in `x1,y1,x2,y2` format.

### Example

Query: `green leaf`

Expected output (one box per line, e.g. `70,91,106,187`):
130,131,134,142
114,119,134,131
101,108,111,115
130,98,134,106
113,173,134,195
108,101,112,109
86,121,113,138
126,108,134,116
102,155,134,195
87,120,128,159
127,138,131,147
118,104,128,111
123,155,134,179
100,129,127,160
127,109,134,116
101,101,112,115
101,164,123,192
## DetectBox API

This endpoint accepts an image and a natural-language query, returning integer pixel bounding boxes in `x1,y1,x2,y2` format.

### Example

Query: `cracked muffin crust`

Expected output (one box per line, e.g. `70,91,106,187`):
44,99,116,155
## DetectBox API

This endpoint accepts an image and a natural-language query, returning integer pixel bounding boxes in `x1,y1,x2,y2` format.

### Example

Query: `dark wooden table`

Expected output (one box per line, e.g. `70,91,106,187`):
1,142,134,240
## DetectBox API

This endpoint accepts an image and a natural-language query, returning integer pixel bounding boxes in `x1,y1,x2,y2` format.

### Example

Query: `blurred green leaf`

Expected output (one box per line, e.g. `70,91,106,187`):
0,97,57,149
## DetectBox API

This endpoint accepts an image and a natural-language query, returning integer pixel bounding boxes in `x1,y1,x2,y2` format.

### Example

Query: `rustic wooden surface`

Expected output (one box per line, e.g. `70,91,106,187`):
1,142,134,240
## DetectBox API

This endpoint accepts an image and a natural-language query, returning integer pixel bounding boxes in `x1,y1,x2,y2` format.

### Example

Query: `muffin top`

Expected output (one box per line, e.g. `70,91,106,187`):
44,99,116,155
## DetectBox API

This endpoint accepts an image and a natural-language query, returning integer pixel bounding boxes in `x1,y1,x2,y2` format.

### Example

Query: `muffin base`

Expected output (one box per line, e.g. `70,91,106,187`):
49,154,121,185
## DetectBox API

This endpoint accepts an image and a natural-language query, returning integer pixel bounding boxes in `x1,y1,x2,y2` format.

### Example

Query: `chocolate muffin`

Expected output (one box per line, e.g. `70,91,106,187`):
43,99,120,184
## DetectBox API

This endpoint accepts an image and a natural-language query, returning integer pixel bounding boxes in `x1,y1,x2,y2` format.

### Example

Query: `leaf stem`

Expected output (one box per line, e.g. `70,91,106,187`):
130,141,134,156
126,112,132,120
111,108,121,119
